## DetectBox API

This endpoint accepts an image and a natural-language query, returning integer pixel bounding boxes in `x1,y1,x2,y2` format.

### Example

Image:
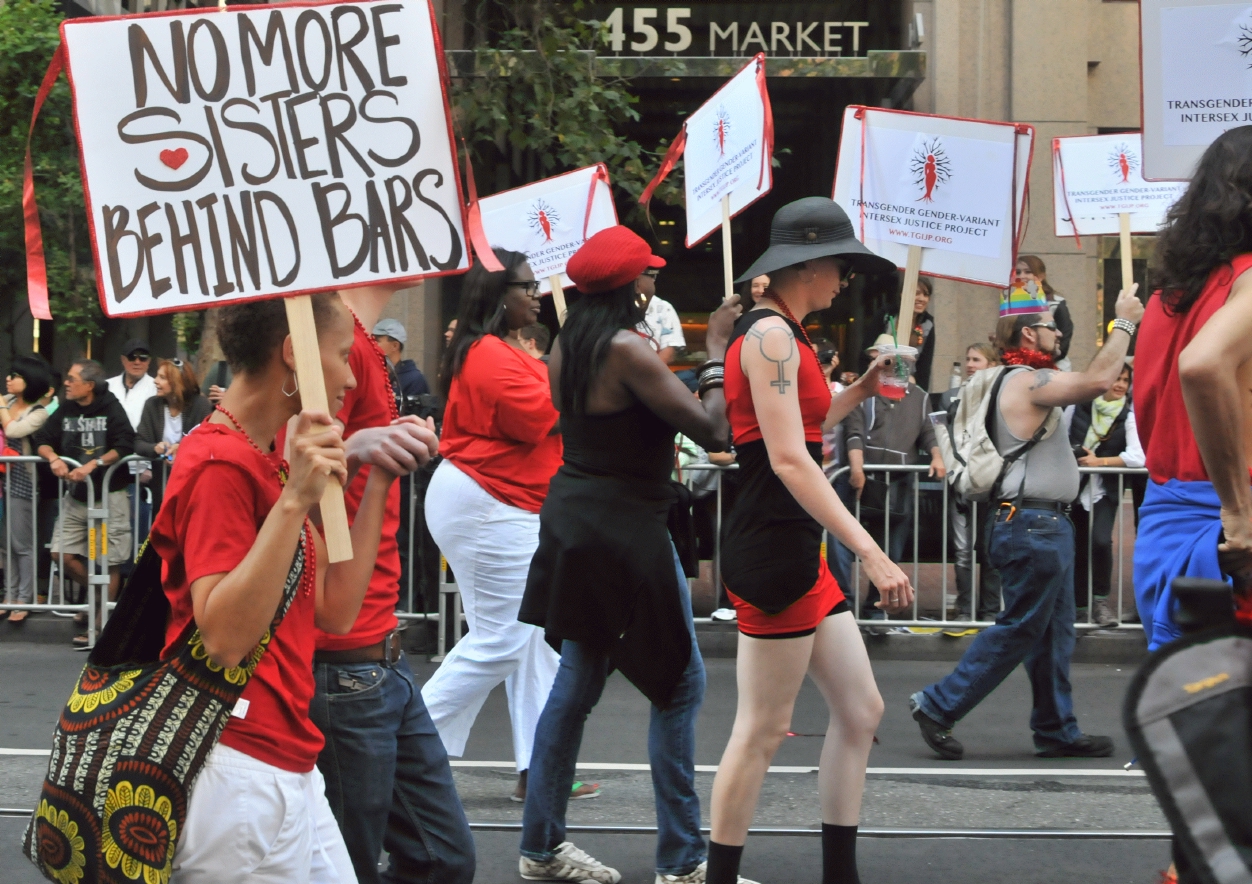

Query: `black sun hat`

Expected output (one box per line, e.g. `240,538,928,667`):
736,197,897,282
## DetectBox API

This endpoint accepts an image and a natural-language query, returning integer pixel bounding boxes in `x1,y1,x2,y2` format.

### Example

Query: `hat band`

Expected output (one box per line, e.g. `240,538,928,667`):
769,226,851,245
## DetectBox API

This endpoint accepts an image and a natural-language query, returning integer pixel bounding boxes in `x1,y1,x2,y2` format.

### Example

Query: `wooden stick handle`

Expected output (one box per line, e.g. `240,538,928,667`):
721,193,734,302
1118,212,1134,293
895,245,924,347
32,319,39,354
549,275,567,327
284,296,353,563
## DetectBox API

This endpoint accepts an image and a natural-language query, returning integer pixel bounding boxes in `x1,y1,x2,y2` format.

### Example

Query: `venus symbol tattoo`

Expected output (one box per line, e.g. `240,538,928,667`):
748,326,797,395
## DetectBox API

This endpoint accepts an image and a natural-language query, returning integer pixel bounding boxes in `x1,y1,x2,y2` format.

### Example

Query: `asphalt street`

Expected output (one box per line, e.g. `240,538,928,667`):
0,640,1172,883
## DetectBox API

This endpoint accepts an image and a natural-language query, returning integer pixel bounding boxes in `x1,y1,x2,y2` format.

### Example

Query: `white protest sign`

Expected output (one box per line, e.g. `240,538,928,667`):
478,165,617,295
59,0,469,318
1052,134,1187,237
680,54,772,246
1141,0,1252,179
832,106,1032,287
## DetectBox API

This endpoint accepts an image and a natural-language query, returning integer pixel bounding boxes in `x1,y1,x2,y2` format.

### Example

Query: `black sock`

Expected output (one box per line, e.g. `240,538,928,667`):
822,824,860,884
706,841,744,884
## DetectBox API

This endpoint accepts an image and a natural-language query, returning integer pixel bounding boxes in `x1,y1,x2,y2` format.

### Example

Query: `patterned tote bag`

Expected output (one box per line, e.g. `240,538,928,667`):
23,526,311,884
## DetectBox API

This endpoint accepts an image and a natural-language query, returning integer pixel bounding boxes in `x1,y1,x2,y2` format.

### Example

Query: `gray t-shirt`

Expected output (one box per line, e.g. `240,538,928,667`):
992,367,1079,503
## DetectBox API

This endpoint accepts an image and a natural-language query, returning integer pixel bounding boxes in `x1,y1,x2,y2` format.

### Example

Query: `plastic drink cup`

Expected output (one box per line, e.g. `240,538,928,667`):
876,343,917,400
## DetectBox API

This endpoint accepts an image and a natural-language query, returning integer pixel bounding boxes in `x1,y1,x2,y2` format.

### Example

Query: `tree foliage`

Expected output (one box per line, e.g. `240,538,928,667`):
0,0,99,352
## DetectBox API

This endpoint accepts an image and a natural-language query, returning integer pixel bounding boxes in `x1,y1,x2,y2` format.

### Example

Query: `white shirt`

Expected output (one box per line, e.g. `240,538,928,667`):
106,372,157,431
638,296,686,353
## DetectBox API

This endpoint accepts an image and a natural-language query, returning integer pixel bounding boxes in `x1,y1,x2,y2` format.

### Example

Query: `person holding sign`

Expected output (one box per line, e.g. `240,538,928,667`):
518,226,742,884
708,197,912,884
152,293,409,881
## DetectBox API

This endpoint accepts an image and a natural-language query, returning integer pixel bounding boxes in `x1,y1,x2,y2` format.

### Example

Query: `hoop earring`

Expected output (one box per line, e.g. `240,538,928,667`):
282,371,299,397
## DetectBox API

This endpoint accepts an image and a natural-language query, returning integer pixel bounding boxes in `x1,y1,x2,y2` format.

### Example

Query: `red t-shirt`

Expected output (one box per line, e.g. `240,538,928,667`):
439,335,562,513
317,322,402,652
1137,254,1252,484
151,424,323,773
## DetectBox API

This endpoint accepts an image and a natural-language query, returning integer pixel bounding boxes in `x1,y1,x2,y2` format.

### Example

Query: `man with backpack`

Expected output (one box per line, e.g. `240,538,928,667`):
909,283,1144,760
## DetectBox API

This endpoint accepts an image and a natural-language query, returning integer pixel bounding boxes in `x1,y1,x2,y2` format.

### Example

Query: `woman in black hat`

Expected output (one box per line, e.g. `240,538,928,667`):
706,197,914,884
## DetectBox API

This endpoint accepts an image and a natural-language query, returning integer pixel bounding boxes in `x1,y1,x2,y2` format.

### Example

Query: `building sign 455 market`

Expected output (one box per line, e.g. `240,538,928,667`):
585,3,895,57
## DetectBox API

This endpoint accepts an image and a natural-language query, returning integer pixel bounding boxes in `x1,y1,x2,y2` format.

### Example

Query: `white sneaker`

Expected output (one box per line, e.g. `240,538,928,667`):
520,842,622,883
655,861,761,884
710,607,737,622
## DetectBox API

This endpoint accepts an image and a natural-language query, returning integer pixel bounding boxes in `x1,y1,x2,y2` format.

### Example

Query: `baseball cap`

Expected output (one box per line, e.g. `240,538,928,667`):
372,318,407,345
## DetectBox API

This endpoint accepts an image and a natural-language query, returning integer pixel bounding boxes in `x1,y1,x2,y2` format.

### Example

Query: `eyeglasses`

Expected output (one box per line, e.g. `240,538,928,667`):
125,353,150,362
1030,321,1059,332
508,280,541,295
642,269,661,279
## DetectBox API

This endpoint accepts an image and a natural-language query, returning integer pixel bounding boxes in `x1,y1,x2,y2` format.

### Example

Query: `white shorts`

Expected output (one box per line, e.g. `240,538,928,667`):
172,744,357,884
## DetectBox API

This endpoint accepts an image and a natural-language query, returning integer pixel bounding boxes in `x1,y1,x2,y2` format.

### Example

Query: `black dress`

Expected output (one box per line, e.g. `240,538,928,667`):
519,402,691,708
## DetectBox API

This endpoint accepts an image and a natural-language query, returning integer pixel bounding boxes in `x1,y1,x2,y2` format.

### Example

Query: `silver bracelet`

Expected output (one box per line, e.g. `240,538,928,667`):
1111,318,1137,337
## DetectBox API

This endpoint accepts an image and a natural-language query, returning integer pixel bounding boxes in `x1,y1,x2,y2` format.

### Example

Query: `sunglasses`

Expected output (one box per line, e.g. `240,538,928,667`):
642,269,661,279
1030,321,1058,332
125,352,151,361
508,280,541,295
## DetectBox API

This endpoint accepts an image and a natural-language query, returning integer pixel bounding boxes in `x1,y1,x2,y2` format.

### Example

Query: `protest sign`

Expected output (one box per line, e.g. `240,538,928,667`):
43,0,469,320
478,164,617,322
832,106,1033,343
640,53,772,300
1140,0,1252,179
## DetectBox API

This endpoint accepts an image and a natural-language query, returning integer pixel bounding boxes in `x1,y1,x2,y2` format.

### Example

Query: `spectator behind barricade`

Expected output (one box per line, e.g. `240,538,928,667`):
0,357,52,623
32,359,134,648
372,318,431,400
635,264,685,364
814,339,847,479
201,359,231,405
1070,363,1142,627
942,343,1003,632
1017,256,1074,371
136,359,212,513
737,273,771,307
445,317,457,346
675,428,738,621
880,276,936,389
106,338,156,430
841,333,945,626
518,323,551,361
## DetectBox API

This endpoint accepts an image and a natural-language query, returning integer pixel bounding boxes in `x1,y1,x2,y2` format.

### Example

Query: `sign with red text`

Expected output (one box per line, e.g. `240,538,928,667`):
478,165,617,294
1141,0,1252,179
832,106,1033,287
1053,133,1187,237
60,0,468,317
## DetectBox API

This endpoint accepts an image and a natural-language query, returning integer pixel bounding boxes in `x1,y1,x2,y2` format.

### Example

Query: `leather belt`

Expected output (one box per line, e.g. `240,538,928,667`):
998,498,1070,514
313,630,403,666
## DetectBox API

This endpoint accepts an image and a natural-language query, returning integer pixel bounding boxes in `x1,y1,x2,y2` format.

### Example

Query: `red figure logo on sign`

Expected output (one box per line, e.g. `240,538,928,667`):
527,200,560,242
1107,143,1138,184
910,137,951,203
713,106,732,157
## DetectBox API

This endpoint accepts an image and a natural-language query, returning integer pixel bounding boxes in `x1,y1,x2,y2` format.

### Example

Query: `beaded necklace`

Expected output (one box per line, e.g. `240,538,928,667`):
351,312,401,422
764,290,813,348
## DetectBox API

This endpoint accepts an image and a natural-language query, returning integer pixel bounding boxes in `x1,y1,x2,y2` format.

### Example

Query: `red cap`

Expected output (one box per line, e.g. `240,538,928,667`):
566,226,666,294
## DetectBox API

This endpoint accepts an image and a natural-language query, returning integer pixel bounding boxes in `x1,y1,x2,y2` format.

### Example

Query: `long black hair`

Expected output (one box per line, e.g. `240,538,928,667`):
1152,126,1252,314
439,248,530,398
558,281,645,414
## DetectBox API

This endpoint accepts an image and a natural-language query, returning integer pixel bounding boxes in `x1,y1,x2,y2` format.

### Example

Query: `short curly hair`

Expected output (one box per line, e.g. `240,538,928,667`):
215,292,343,376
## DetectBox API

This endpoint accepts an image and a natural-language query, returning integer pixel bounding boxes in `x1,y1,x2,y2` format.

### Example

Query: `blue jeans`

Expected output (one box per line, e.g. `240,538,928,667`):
521,548,706,875
917,507,1084,749
311,653,475,884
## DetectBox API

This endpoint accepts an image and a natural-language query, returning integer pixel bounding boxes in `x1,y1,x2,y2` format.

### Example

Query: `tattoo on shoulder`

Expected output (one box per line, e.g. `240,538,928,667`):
746,323,797,395
1029,370,1056,390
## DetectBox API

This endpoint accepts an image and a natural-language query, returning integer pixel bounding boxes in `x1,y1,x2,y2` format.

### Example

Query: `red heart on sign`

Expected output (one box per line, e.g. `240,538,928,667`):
159,148,189,170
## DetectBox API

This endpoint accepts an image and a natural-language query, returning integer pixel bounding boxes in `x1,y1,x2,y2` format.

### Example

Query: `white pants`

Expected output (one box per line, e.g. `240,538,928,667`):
421,460,559,771
172,744,357,884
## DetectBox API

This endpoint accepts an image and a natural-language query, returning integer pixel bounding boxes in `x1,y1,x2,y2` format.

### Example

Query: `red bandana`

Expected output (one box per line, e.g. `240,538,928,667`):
1000,348,1056,370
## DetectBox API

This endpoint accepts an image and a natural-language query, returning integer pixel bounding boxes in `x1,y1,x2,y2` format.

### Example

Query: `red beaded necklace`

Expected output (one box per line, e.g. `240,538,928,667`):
213,404,289,485
764,290,813,348
352,312,401,422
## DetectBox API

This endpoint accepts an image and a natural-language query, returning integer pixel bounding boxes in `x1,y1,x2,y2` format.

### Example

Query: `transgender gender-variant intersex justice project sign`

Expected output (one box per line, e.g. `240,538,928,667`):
832,106,1033,287
1053,133,1187,238
51,0,469,318
1141,0,1252,179
478,165,617,295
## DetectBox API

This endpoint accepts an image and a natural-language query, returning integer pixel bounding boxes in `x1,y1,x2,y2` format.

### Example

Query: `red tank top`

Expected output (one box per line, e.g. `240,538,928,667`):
725,309,831,445
1137,254,1252,483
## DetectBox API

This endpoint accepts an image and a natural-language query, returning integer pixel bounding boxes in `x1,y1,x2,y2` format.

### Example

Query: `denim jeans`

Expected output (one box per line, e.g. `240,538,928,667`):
521,548,706,875
917,507,1084,749
311,653,475,884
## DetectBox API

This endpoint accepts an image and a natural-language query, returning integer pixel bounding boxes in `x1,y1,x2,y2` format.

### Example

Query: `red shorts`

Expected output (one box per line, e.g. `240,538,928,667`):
727,559,849,639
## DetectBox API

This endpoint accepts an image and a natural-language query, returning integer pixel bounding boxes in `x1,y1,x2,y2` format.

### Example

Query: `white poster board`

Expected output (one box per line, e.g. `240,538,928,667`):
60,0,468,318
1141,0,1252,180
478,165,617,295
681,54,772,246
832,106,1033,287
1052,134,1187,237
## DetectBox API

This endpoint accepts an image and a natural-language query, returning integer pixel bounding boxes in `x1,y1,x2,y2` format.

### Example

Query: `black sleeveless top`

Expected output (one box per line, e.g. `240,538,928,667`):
561,401,677,481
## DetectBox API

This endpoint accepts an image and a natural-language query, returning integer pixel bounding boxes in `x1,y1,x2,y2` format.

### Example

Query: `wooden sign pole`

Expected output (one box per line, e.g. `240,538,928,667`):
895,244,924,346
1118,212,1134,293
32,319,39,354
284,295,353,563
549,274,567,327
721,193,734,301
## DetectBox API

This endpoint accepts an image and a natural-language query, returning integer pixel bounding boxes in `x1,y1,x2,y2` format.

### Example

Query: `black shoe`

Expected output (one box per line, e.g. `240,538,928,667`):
1035,734,1114,758
909,693,964,760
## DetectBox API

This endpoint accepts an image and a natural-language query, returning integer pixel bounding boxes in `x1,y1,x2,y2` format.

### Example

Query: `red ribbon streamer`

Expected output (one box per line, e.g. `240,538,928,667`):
755,55,773,191
638,127,687,221
23,43,65,322
460,142,504,273
583,163,611,239
1053,139,1083,250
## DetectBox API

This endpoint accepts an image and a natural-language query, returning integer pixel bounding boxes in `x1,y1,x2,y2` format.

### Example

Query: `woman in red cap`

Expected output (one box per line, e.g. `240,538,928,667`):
707,197,914,884
517,225,742,884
